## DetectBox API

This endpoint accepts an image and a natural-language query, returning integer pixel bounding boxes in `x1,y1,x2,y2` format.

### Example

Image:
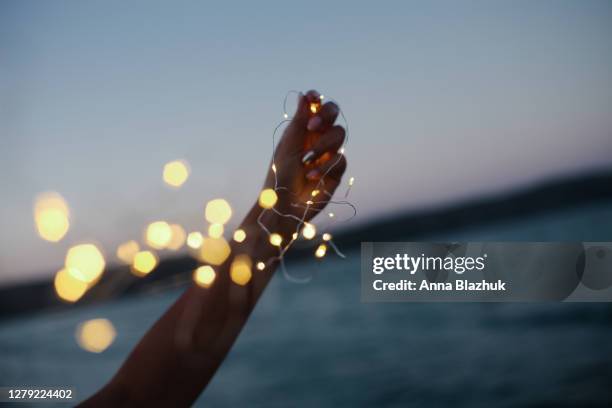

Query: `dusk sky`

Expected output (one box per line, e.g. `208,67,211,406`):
1,0,611,284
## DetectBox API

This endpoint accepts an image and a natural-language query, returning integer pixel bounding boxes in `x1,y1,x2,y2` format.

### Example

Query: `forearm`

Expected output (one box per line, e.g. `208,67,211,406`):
81,203,298,406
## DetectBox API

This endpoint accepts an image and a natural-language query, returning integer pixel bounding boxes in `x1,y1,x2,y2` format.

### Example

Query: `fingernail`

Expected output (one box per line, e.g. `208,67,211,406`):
302,150,316,165
306,169,320,180
307,116,322,131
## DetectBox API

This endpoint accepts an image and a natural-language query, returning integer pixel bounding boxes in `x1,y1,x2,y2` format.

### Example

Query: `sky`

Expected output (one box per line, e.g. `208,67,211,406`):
1,0,611,284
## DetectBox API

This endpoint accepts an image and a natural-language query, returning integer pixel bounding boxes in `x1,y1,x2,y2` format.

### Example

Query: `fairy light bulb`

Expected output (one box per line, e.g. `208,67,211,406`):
328,212,335,218
187,231,203,249
302,222,316,240
256,261,265,271
205,199,232,225
269,233,283,247
292,232,298,240
348,177,355,186
309,101,321,114
65,244,106,284
306,200,314,205
230,254,252,286
145,221,172,249
131,250,158,276
283,113,289,119
193,265,216,288
116,240,140,264
259,188,278,209
271,163,277,173
322,233,332,241
315,244,327,258
233,228,246,243
163,160,190,188
208,223,224,238
311,190,320,197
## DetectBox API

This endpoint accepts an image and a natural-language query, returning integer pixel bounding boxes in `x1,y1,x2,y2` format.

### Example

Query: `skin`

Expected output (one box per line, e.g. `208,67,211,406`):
80,90,347,407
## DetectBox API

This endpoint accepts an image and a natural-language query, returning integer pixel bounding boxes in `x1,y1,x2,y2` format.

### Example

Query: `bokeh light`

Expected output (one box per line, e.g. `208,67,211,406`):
116,240,140,264
198,237,231,265
163,160,190,187
76,318,116,353
193,265,216,288
258,189,278,209
65,244,105,284
269,233,283,247
256,261,265,271
131,250,158,276
208,223,224,238
315,243,327,258
302,222,316,240
322,233,332,241
205,199,232,224
187,231,203,249
33,192,70,242
167,224,186,250
145,221,172,249
230,254,252,286
233,228,246,243
54,268,88,303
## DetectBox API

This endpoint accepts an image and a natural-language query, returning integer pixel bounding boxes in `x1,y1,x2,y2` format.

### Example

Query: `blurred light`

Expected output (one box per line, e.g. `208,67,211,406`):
65,244,105,284
328,212,335,218
269,233,283,247
193,265,216,288
258,189,278,209
54,268,88,303
198,237,231,265
348,177,355,186
167,224,186,250
208,223,224,238
322,233,332,241
315,244,327,258
163,160,190,187
230,255,252,286
131,250,158,276
256,261,265,271
283,113,288,119
302,222,316,240
309,101,321,114
187,231,203,249
306,200,314,205
76,318,116,353
339,147,345,154
311,190,320,197
292,232,298,240
271,164,277,173
145,221,172,249
116,240,139,264
205,199,232,224
320,94,325,100
33,192,70,242
233,229,246,243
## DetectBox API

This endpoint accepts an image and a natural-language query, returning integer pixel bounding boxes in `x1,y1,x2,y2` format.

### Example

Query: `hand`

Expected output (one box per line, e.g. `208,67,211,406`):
262,90,347,223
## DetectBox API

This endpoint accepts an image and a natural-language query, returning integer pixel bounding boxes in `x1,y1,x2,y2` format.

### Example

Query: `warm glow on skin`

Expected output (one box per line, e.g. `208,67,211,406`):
233,229,246,243
54,268,88,303
193,265,216,288
163,160,190,187
76,318,116,353
302,222,316,240
33,192,70,242
205,199,232,224
230,255,252,286
116,240,140,264
186,231,203,249
167,224,186,250
65,244,105,284
131,250,158,276
208,223,224,238
258,189,278,209
315,244,327,258
198,237,231,265
269,233,283,247
145,221,172,249
309,101,321,114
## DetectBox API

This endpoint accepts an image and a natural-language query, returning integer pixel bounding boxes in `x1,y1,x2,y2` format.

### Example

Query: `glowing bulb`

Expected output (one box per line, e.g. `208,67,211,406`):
65,244,105,284
76,318,116,353
320,94,325,100
339,147,345,154
306,200,314,205
311,190,320,197
167,224,186,250
271,163,277,173
328,212,335,218
187,231,203,249
309,101,320,114
292,232,298,240
193,265,216,288
348,177,355,186
208,223,224,238
163,160,190,187
145,221,172,249
315,244,327,258
116,240,140,264
269,233,283,247
131,250,158,276
198,237,231,265
54,268,88,303
33,192,70,242
322,233,332,241
283,113,288,119
256,261,265,271
205,199,232,224
230,254,252,286
258,188,278,209
302,222,316,240
233,229,246,243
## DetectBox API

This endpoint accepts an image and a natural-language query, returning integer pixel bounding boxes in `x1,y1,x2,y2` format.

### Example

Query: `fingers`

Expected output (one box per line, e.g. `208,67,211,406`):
307,101,339,132
306,153,347,182
302,125,345,165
